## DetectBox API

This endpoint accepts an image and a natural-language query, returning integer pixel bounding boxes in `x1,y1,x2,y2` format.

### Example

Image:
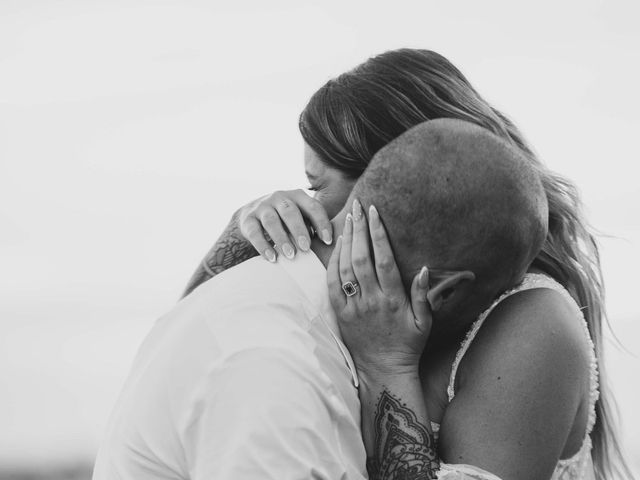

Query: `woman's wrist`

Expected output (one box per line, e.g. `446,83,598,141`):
356,364,421,392
352,350,422,379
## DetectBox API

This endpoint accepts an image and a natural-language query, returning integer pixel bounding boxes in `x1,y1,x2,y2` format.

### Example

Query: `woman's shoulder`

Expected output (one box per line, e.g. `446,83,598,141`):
457,281,592,400
438,282,594,473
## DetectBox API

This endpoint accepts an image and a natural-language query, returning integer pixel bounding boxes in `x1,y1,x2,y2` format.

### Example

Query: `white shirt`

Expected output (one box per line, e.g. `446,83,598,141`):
93,251,367,480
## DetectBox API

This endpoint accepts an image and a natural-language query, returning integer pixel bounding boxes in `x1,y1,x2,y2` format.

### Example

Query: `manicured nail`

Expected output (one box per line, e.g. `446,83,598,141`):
352,199,363,221
369,205,379,225
265,249,277,263
345,213,353,231
298,236,310,251
321,229,332,245
418,266,429,288
282,243,295,259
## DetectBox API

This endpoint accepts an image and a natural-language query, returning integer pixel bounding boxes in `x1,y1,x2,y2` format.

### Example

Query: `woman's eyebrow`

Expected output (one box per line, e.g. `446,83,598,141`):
305,171,319,180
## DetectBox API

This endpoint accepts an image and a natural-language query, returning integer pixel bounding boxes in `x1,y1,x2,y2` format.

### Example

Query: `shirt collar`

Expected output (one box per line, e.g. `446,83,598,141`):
277,251,360,388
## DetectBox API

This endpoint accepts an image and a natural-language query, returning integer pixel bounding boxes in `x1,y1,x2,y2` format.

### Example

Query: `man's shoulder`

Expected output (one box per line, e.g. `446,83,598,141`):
193,256,303,306
164,257,314,358
117,258,317,413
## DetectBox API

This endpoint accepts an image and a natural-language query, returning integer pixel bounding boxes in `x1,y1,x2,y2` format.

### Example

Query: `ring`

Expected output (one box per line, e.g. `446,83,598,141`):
342,281,359,297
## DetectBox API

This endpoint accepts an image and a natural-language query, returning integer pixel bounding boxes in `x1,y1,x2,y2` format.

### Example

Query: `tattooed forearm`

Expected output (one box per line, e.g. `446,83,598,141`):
182,212,258,297
367,389,439,480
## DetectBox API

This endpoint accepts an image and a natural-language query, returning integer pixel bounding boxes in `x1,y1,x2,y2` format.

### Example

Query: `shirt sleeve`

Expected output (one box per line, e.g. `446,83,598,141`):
183,346,354,480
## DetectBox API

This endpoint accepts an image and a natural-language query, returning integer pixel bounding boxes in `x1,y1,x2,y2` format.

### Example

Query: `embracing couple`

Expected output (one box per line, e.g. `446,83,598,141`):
92,49,627,480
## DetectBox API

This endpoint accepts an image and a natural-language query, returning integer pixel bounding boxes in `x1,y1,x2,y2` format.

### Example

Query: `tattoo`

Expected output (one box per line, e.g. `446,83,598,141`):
182,212,258,297
367,390,439,480
202,218,257,277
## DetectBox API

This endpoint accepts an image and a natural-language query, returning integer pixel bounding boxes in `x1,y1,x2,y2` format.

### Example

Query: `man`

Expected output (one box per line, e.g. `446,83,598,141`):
93,119,547,479
93,203,367,476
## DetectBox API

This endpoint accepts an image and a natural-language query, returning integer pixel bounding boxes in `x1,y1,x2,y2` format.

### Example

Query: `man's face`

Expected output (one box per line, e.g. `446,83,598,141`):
304,144,357,219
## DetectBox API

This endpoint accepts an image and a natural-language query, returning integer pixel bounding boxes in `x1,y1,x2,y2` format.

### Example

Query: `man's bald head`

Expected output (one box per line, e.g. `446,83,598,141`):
351,118,548,301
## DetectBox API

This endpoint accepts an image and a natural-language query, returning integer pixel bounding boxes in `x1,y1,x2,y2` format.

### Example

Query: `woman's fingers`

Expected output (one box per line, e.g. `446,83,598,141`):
240,190,332,262
410,267,432,336
350,199,379,296
339,212,357,295
327,236,346,310
368,205,405,296
258,206,296,259
240,216,277,263
274,193,314,253
290,190,333,245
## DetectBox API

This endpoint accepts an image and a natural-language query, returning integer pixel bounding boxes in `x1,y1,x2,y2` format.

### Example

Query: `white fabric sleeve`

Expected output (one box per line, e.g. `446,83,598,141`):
183,347,354,480
437,463,503,480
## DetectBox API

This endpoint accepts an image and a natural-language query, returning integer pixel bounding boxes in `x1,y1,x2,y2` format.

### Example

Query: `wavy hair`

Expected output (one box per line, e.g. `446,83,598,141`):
299,48,629,480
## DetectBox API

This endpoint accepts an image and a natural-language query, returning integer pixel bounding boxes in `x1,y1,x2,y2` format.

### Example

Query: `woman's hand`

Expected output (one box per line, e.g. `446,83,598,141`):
327,199,432,378
238,189,334,262
183,189,333,297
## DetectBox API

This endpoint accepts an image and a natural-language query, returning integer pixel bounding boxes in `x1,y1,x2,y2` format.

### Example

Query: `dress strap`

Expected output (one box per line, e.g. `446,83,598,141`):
446,278,528,401
446,273,599,435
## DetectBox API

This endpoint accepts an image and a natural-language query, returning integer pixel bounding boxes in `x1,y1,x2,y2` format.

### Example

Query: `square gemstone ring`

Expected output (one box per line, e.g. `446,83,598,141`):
341,281,359,297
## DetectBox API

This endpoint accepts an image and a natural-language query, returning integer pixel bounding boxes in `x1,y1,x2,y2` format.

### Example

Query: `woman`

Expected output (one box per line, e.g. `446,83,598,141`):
183,49,628,479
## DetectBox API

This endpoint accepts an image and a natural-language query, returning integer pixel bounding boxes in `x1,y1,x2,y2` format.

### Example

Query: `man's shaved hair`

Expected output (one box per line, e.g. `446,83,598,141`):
353,118,548,298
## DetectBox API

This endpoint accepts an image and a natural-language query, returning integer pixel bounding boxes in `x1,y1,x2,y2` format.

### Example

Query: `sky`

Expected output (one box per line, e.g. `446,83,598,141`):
1,0,639,475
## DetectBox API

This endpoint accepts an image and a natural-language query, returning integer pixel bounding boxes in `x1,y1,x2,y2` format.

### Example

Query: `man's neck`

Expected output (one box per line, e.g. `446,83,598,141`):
311,209,348,268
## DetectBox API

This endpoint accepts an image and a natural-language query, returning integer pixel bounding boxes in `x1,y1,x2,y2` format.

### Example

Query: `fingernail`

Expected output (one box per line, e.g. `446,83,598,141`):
334,235,342,251
345,213,353,230
352,199,363,221
321,229,332,245
418,266,429,288
282,243,295,259
265,249,277,263
298,236,310,251
369,205,379,225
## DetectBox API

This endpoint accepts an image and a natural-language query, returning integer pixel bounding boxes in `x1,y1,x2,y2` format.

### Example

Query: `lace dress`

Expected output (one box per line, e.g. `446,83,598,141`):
435,273,599,480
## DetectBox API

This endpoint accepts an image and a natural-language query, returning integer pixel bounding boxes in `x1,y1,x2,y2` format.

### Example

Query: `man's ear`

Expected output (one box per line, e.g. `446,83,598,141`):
426,270,475,312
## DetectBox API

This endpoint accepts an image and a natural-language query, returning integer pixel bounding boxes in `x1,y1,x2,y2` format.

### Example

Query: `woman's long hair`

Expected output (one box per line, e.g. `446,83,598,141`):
299,48,629,480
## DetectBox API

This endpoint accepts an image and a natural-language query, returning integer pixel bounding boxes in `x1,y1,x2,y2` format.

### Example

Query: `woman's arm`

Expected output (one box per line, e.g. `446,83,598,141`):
328,200,438,478
358,371,439,478
182,211,257,297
